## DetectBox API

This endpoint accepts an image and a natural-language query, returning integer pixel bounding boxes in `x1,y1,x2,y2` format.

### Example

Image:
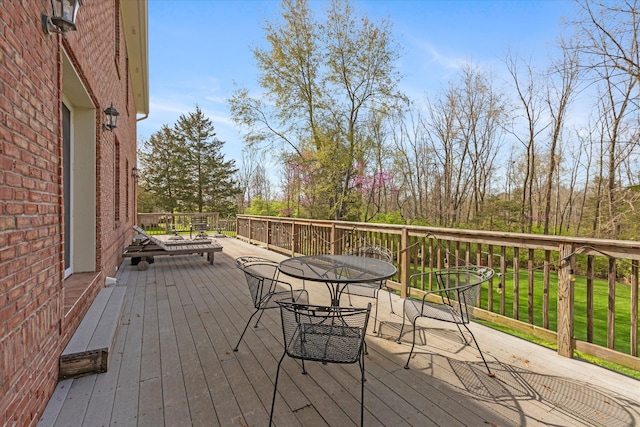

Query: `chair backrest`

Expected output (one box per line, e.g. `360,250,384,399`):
277,302,371,364
433,266,494,322
192,216,208,232
241,269,266,308
235,256,278,269
133,225,150,238
344,245,392,295
346,244,392,262
133,225,169,250
235,257,286,308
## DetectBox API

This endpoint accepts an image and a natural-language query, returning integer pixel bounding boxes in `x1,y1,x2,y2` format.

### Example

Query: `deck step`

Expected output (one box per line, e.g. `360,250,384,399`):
58,284,126,379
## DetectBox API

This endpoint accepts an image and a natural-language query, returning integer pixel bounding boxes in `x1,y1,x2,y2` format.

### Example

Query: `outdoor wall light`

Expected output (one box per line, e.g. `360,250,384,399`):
131,167,139,181
103,103,119,131
42,0,82,35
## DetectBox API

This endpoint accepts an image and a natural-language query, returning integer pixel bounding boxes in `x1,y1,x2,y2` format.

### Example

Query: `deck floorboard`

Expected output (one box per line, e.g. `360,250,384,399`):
39,238,640,427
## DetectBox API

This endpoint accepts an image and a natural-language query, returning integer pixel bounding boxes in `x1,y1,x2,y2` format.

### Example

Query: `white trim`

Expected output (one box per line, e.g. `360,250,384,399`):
62,97,74,278
62,50,97,274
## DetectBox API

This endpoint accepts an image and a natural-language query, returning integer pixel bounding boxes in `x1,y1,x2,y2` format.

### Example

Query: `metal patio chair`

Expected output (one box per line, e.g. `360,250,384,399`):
269,302,371,426
190,215,209,240
235,255,307,290
397,266,495,376
233,257,308,352
342,244,395,333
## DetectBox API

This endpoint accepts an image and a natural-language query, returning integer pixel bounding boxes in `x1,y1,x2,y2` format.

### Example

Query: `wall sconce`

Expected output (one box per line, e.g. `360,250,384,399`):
103,103,119,131
132,167,140,181
42,0,82,35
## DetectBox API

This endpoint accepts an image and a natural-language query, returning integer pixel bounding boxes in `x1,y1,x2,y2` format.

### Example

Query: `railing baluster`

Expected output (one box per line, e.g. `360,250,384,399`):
528,248,535,324
587,255,594,343
544,250,550,330
632,261,638,357
608,257,617,350
512,247,518,319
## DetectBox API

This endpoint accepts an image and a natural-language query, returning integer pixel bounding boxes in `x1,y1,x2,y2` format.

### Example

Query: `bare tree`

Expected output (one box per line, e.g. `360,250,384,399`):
391,108,438,223
542,39,581,234
454,66,507,223
570,0,640,238
237,148,260,212
506,54,550,232
573,0,640,85
427,85,466,227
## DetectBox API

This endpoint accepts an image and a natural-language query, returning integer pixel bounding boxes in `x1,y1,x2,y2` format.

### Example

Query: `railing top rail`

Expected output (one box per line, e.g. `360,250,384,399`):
236,215,640,259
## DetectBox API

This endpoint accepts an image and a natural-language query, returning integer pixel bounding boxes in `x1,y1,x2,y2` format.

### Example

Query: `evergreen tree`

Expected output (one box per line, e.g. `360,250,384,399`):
139,106,240,214
139,125,185,212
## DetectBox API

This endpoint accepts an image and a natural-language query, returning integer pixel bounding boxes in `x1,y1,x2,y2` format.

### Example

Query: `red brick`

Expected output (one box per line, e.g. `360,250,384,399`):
5,203,23,215
4,172,21,187
0,304,17,324
0,217,15,231
0,247,16,262
0,1,140,421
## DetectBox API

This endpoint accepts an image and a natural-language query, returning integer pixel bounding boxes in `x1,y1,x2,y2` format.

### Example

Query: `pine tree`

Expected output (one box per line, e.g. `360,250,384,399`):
139,106,240,214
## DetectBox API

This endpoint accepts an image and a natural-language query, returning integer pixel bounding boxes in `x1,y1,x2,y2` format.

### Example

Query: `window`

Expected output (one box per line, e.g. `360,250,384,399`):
114,0,121,76
115,139,120,223
125,159,129,220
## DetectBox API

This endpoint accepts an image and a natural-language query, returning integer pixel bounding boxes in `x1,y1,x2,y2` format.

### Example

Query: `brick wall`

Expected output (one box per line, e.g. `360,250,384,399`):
0,1,139,424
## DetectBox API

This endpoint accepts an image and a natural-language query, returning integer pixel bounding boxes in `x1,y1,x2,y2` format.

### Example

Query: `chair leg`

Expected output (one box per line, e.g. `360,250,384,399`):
269,352,286,426
372,292,379,334
233,309,260,352
404,321,418,369
359,351,365,427
253,307,267,327
454,322,468,344
387,288,395,314
397,316,406,344
462,323,495,377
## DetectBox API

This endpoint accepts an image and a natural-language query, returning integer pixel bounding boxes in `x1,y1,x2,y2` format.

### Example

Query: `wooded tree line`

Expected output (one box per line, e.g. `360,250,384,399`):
231,0,640,240
138,106,240,215
229,0,640,239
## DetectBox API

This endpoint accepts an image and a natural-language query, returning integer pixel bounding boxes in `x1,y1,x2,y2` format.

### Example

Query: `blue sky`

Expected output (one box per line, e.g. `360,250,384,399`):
140,0,578,169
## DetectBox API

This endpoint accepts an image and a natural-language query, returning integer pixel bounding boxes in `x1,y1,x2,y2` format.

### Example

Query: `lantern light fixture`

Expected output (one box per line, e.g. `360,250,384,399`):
42,0,82,35
103,103,119,131
132,167,139,181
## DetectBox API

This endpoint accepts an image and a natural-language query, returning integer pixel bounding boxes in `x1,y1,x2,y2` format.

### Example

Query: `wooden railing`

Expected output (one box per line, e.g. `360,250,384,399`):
236,214,640,371
136,213,236,236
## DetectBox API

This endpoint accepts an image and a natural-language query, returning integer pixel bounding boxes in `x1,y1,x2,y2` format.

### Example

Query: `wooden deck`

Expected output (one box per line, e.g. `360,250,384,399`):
40,238,640,426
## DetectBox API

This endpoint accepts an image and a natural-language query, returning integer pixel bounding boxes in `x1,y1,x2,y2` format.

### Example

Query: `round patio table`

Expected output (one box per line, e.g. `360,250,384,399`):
278,254,397,306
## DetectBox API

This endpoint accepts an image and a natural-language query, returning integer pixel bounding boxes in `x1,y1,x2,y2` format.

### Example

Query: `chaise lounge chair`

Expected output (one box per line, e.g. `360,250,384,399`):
122,225,223,270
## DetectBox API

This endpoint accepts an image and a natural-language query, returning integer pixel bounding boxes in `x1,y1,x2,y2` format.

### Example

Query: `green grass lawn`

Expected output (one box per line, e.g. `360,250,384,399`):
141,227,237,238
405,265,639,378
480,270,636,355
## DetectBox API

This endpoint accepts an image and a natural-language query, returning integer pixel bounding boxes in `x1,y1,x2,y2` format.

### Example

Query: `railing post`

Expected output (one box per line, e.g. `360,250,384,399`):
330,223,337,255
266,218,271,250
557,243,575,358
400,227,409,299
290,220,296,257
